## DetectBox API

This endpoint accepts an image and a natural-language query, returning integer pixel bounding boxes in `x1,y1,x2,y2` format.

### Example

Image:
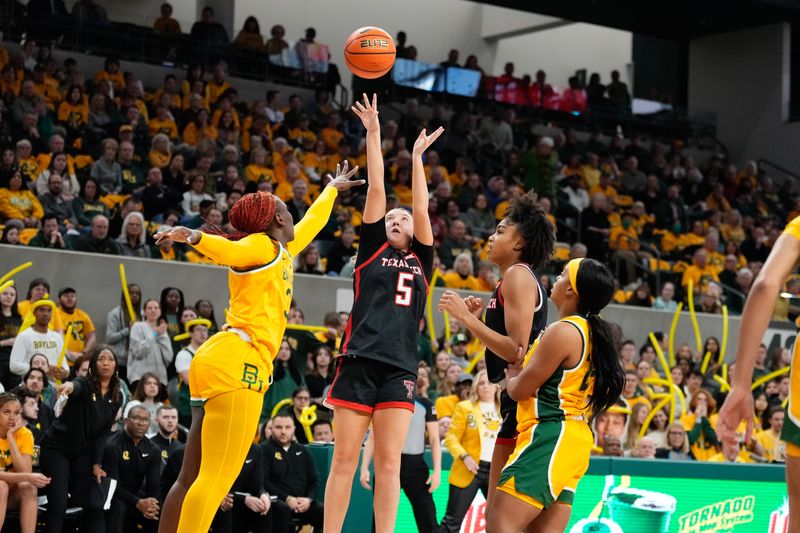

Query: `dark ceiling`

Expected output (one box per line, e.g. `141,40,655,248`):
472,0,800,40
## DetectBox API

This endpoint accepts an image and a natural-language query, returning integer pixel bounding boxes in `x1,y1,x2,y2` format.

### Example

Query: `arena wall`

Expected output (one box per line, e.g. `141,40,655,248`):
690,23,800,174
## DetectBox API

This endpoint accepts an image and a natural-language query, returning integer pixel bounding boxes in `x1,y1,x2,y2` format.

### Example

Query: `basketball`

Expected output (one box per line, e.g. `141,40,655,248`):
344,26,396,79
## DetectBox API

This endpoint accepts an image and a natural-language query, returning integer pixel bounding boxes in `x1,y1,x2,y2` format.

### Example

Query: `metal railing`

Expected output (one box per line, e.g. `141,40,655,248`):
758,157,800,190
5,13,334,92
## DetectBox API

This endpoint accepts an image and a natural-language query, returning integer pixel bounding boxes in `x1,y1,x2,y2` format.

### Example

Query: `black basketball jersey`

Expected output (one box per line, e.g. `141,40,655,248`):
340,219,434,375
484,263,547,383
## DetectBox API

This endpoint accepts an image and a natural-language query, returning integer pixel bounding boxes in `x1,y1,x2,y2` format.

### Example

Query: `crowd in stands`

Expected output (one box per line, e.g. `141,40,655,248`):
0,3,795,531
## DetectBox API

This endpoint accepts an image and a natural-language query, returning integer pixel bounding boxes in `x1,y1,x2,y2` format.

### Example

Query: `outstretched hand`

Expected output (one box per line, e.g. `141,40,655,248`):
154,226,198,246
326,161,365,192
413,127,445,156
351,93,380,133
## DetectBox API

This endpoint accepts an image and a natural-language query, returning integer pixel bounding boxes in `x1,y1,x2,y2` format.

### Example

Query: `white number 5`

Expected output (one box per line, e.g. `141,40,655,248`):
395,272,414,306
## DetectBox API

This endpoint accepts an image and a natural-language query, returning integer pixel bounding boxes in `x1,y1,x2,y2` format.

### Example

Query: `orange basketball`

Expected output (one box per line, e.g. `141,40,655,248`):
344,26,396,79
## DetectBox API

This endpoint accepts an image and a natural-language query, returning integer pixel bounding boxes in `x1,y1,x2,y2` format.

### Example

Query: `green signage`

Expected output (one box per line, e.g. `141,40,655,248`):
395,461,788,532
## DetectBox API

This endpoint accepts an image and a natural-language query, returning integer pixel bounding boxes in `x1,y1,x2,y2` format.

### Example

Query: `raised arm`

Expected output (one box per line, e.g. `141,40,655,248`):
352,93,385,224
288,162,363,256
155,227,278,269
717,232,800,445
410,128,443,246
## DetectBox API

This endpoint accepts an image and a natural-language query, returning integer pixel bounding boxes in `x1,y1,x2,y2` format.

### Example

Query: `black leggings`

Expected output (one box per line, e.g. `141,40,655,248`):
40,447,105,533
439,460,491,533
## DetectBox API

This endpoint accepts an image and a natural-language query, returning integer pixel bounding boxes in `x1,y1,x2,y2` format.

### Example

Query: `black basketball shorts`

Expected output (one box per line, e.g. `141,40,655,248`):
497,389,519,445
325,355,416,413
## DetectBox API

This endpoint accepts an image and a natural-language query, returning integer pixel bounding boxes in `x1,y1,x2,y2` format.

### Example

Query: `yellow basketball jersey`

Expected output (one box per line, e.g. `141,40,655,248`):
517,315,593,434
784,215,800,240
191,186,337,372
224,236,294,358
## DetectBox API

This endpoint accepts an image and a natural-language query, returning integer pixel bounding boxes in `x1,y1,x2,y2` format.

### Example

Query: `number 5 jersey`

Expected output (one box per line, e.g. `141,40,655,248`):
339,218,434,375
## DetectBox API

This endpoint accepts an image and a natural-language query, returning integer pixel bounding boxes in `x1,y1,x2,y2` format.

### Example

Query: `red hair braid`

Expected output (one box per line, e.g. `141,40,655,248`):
205,192,277,241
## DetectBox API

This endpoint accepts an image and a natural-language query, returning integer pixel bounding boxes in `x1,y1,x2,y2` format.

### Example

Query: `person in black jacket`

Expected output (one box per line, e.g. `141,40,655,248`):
71,215,122,255
141,167,182,221
323,223,358,275
101,404,161,532
580,193,611,261
213,444,273,533
40,345,123,533
149,405,183,471
261,414,323,533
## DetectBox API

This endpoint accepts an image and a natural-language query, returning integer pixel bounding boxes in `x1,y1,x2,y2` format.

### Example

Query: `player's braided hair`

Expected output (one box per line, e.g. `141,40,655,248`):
206,191,277,241
504,190,555,269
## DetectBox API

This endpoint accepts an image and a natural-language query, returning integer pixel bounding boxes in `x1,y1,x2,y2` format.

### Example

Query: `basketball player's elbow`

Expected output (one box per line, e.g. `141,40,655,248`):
506,380,526,402
750,276,780,301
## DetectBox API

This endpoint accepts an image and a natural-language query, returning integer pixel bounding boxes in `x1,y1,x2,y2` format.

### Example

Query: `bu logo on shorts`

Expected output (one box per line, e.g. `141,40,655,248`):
403,380,415,400
241,363,264,393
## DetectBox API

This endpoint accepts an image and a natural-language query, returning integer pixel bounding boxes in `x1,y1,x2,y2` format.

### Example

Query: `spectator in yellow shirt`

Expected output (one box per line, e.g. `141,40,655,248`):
15,140,40,183
610,213,651,285
705,183,731,213
94,57,125,91
391,167,413,207
320,112,344,152
148,134,172,170
755,407,786,463
244,147,275,184
153,2,182,34
57,85,89,141
682,248,720,296
204,62,231,105
233,16,265,52
588,172,618,203
182,109,218,146
148,104,179,140
423,150,449,183
474,260,498,293
707,440,754,463
630,201,653,235
18,278,64,333
720,209,746,246
702,229,725,273
680,389,720,461
0,170,43,225
578,152,601,189
676,220,706,251
289,113,317,150
443,253,481,291
56,287,96,360
435,369,472,420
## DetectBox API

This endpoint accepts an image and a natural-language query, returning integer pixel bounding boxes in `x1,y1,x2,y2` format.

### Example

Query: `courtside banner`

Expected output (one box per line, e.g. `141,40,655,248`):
395,459,787,532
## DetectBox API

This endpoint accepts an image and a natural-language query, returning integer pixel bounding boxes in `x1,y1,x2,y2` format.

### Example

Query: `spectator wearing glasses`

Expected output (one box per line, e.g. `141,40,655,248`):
289,387,312,444
656,422,695,460
100,404,161,532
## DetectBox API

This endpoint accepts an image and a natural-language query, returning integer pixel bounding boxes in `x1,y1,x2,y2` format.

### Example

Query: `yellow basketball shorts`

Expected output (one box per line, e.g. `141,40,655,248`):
188,330,272,407
497,419,593,509
780,344,800,450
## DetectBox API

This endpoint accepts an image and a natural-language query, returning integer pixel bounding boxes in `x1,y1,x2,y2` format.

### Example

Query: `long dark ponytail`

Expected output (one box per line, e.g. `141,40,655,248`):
574,259,625,416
